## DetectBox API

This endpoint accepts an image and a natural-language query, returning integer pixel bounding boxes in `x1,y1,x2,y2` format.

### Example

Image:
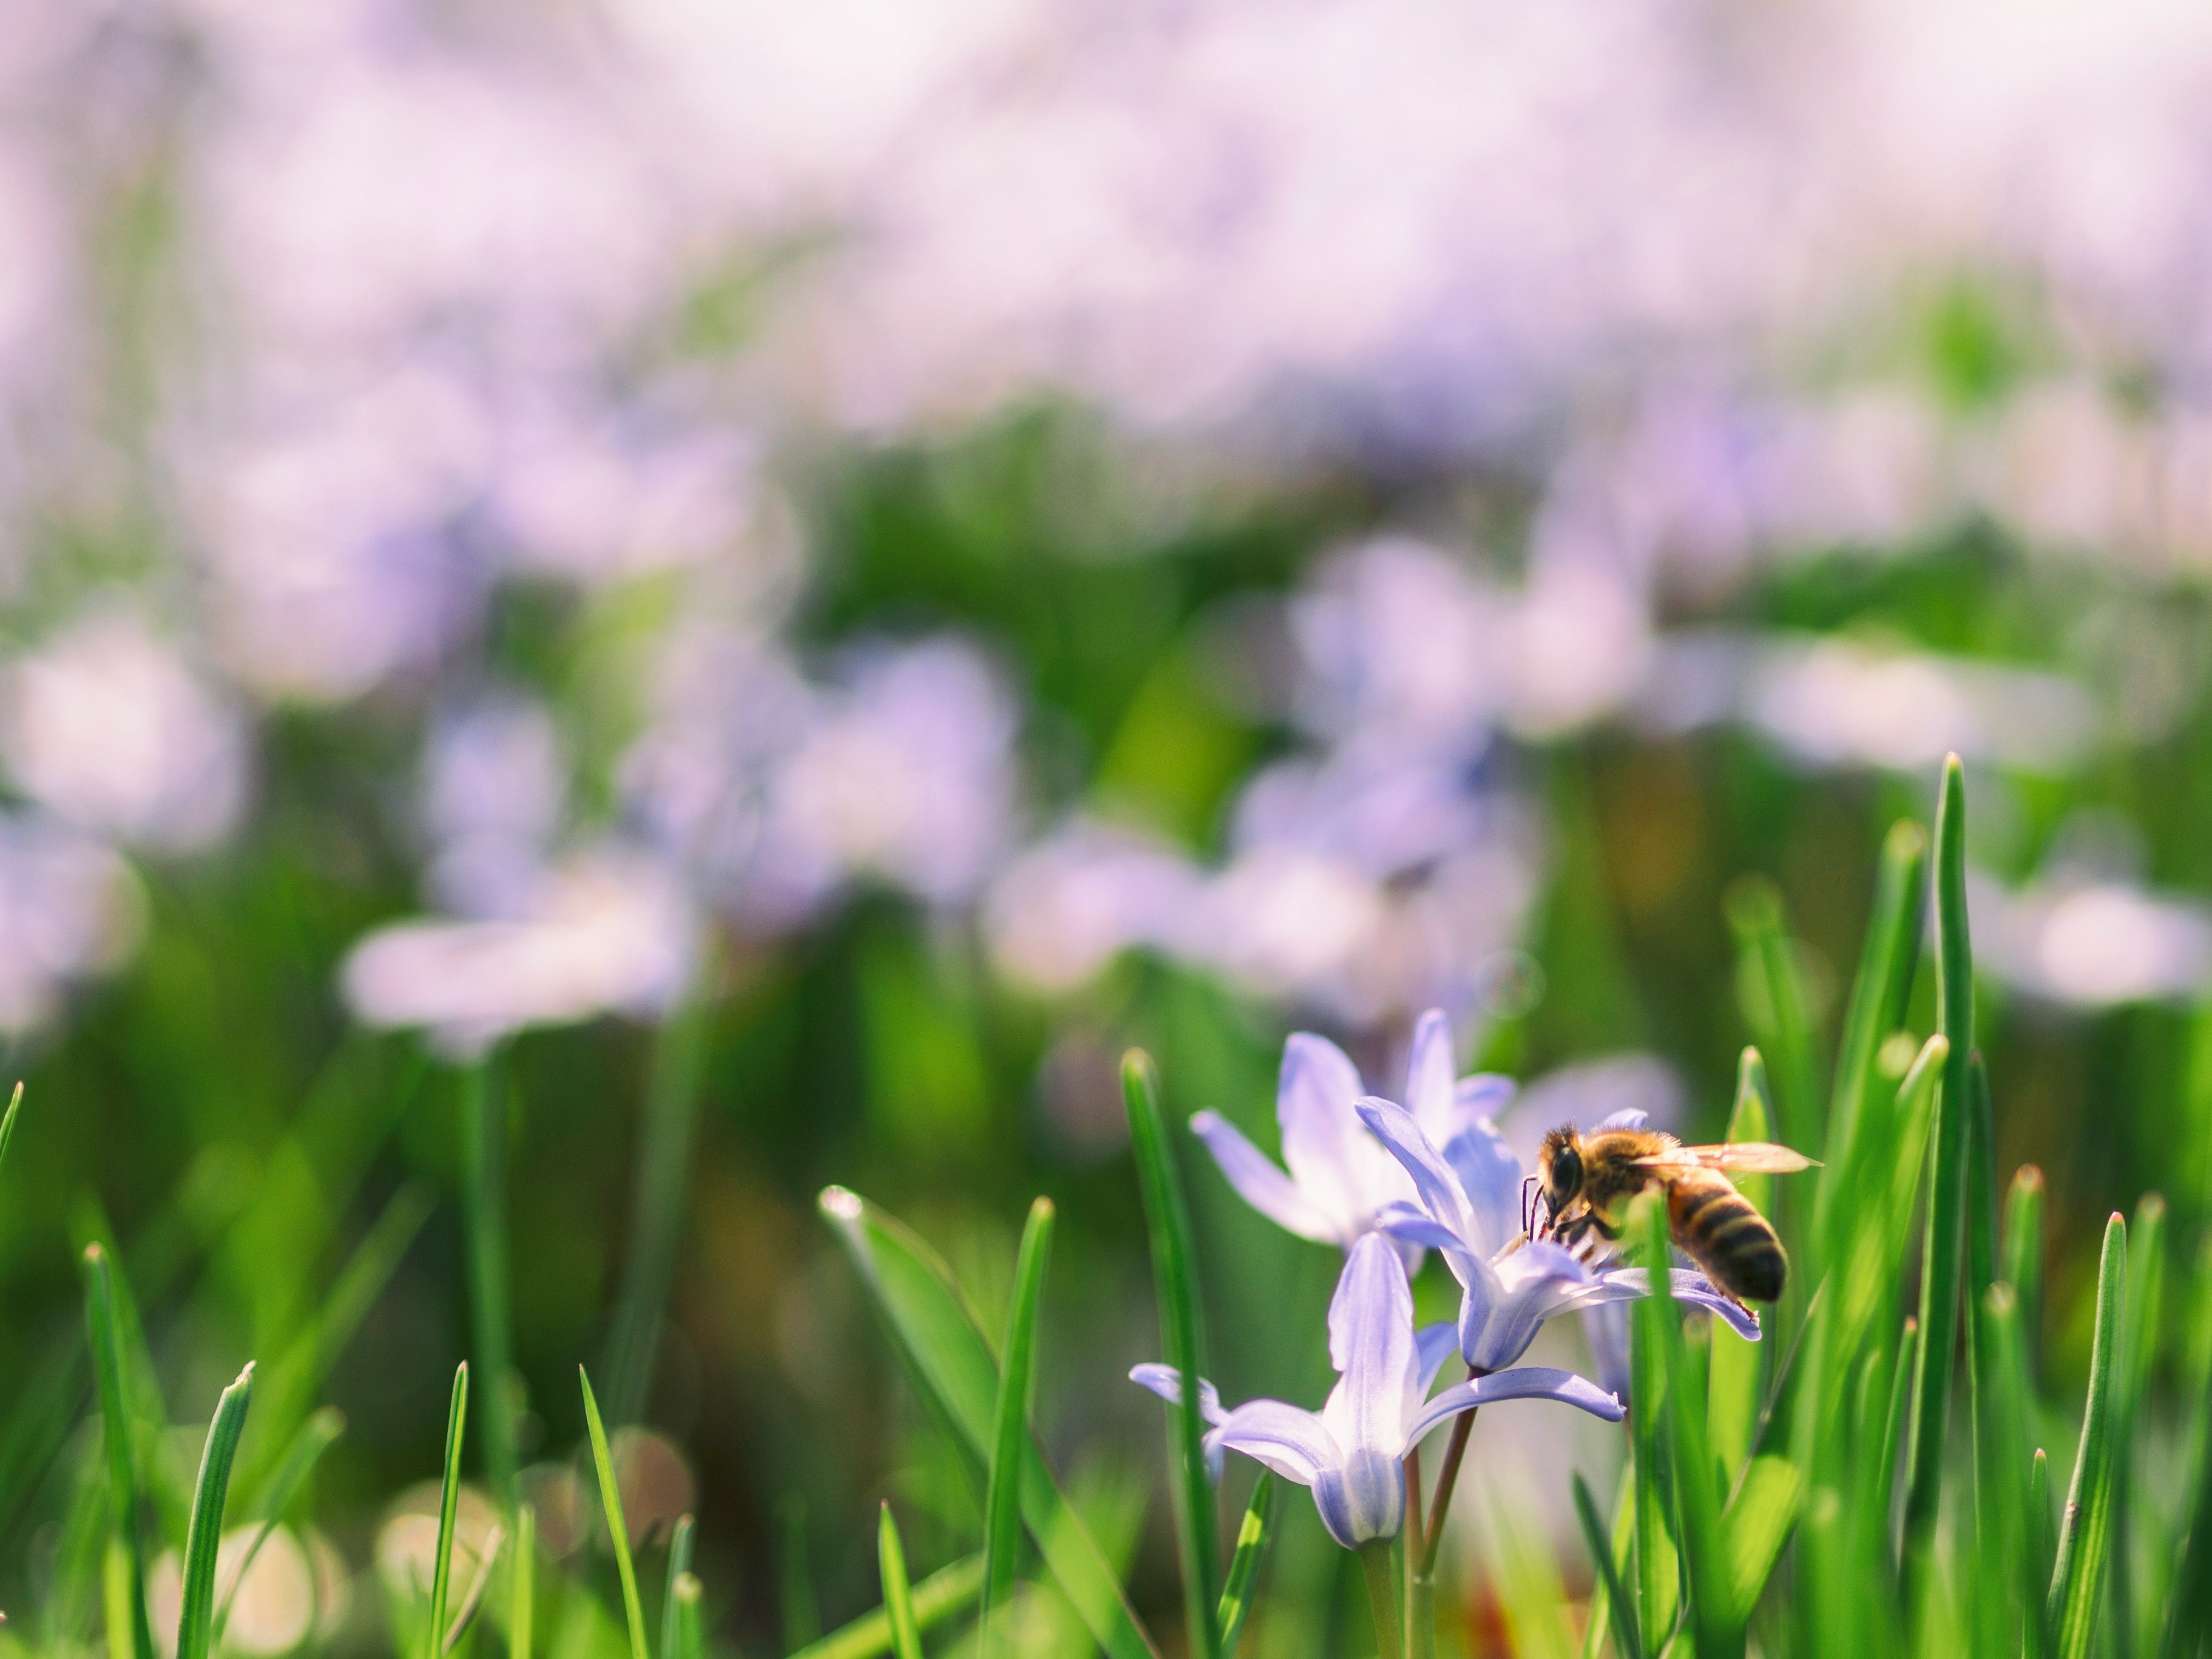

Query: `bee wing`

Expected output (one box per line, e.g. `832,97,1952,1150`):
1631,1142,1821,1174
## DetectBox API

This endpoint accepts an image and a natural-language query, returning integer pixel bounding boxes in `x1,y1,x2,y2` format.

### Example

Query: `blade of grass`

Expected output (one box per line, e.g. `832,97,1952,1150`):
1628,1219,1680,1651
83,1243,154,1659
1978,1285,2042,1659
441,1524,506,1654
1711,1049,1773,1482
512,1502,536,1659
1877,1318,1918,1576
1964,1052,2000,1563
1216,1474,1274,1659
1123,1052,1221,1659
604,971,714,1428
2158,1234,2212,1659
581,1367,652,1659
426,1363,469,1659
1722,1455,1801,1627
1819,823,1927,1249
461,1056,519,1502
215,1406,345,1644
668,1572,703,1659
819,1186,1164,1659
880,1504,926,1659
2048,1212,2126,1659
1633,1191,1737,1659
982,1197,1055,1654
175,1363,255,1659
2003,1166,2046,1391
786,1556,984,1659
660,1513,695,1659
1725,879,1823,1172
1903,754,1974,1581
2112,1194,2165,1659
1573,1473,1642,1659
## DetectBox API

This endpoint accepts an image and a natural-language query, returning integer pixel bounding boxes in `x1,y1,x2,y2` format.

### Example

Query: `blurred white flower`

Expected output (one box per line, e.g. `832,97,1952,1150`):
1642,632,2098,775
983,821,1205,993
147,1525,337,1658
1972,870,2212,1008
2,609,249,853
342,848,698,1055
1291,539,1501,749
0,815,142,1034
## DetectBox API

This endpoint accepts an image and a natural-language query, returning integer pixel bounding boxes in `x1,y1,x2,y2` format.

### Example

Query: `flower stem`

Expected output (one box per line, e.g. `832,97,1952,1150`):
1418,1402,1480,1579
1358,1539,1405,1659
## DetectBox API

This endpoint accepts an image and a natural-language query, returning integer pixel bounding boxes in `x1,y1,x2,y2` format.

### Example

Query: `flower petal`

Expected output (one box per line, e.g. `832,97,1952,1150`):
1191,1111,1343,1243
1669,1270,1764,1343
1313,1447,1404,1547
1129,1362,1227,1425
1467,1242,1597,1370
1441,1117,1526,1258
1373,1201,1465,1254
1322,1234,1419,1453
1456,1074,1518,1121
1208,1399,1339,1487
1581,1301,1632,1402
1594,1107,1650,1132
1404,1009,1458,1145
1355,1096,1475,1245
1405,1365,1626,1445
1276,1033,1374,1226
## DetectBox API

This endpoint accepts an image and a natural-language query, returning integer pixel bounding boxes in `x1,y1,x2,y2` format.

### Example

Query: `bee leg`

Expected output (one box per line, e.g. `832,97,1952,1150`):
1521,1175,1539,1239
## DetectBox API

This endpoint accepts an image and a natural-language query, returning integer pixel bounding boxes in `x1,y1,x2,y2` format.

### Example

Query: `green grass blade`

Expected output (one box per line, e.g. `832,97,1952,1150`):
1572,1473,1642,1659
982,1196,1055,1654
1964,1052,2000,1560
1123,1050,1222,1659
1819,822,1927,1244
604,973,715,1428
427,1362,469,1659
1722,1455,1801,1626
461,1056,519,1501
1903,754,1974,1577
668,1572,703,1659
1710,1049,1773,1481
0,1080,24,1177
2048,1212,2126,1659
83,1243,155,1659
581,1366,652,1659
175,1363,255,1659
2003,1165,2046,1391
820,1186,1163,1659
1216,1474,1275,1659
216,1406,344,1644
661,1513,696,1659
441,1522,506,1654
1725,878,1824,1170
2158,1234,2212,1659
512,1502,536,1659
2112,1194,2165,1659
1628,1211,1680,1649
1632,1192,1737,1659
879,1504,926,1659
786,1556,984,1659
1978,1285,2042,1659
1877,1317,1918,1576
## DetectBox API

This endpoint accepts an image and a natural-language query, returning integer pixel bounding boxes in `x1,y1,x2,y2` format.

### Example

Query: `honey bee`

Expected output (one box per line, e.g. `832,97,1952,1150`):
1532,1126,1817,1307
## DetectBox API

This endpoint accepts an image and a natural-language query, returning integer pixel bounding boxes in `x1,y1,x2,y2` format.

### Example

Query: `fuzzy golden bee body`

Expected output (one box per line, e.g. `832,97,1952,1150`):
1534,1126,1813,1306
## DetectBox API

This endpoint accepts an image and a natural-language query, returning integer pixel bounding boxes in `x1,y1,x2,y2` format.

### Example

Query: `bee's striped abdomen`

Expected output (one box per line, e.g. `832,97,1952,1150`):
1667,1170,1787,1303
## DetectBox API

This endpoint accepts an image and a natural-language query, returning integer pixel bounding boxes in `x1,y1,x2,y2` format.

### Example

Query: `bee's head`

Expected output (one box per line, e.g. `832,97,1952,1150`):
1538,1128,1585,1214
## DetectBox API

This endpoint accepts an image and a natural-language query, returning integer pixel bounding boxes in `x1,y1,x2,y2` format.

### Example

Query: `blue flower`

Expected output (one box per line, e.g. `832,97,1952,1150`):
1191,1009,1513,1249
1354,1096,1761,1371
1131,1234,1624,1549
